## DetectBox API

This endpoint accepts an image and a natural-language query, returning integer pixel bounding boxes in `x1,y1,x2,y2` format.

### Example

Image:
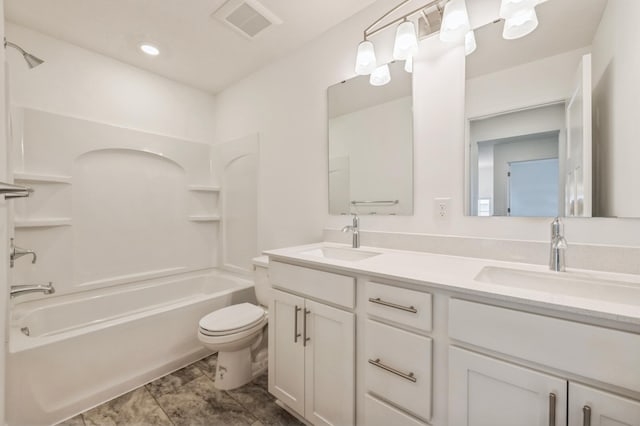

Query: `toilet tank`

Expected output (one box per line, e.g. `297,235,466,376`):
252,256,272,308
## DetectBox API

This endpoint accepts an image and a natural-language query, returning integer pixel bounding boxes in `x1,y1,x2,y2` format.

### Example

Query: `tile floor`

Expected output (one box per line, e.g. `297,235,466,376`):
57,354,303,426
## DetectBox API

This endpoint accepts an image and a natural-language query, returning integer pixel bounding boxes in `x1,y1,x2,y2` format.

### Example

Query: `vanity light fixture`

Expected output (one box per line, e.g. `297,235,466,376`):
355,40,377,75
464,30,476,56
354,0,445,84
439,0,470,43
393,19,419,60
370,63,391,86
404,54,413,73
139,43,160,56
499,0,540,40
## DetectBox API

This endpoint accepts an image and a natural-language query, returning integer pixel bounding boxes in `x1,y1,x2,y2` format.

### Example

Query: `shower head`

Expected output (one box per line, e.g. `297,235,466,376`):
4,39,44,69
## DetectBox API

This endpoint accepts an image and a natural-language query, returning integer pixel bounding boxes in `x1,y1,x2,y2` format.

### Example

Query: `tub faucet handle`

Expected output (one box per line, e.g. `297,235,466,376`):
10,238,37,268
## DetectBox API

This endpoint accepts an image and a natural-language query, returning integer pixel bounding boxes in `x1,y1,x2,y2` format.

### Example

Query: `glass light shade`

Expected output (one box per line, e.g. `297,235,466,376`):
502,7,539,40
393,20,418,60
369,64,391,86
499,0,538,18
464,31,477,56
355,40,377,75
440,0,471,43
404,54,413,73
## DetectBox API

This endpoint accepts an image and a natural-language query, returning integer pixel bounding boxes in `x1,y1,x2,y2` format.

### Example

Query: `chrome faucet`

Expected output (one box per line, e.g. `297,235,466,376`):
10,282,55,298
549,217,567,272
10,238,37,268
341,214,360,248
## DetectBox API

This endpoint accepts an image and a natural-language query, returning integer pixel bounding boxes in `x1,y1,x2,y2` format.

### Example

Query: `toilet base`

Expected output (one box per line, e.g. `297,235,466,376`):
214,346,268,390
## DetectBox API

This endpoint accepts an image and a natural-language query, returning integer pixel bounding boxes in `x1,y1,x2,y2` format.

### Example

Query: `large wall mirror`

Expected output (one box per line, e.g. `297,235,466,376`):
328,61,413,215
465,0,639,218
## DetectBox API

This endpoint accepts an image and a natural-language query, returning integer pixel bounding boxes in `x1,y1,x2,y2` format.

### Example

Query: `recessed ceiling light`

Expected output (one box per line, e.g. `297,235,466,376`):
139,43,160,56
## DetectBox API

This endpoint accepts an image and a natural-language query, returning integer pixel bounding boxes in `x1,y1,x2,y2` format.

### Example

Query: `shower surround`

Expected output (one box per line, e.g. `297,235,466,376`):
6,108,244,425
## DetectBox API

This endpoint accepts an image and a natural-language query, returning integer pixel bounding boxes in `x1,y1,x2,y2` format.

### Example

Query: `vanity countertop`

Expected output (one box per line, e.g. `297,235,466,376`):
264,242,640,326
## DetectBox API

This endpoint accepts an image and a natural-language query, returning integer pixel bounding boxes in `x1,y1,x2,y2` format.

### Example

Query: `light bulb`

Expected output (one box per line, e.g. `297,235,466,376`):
499,0,539,18
139,44,160,56
465,31,477,56
404,55,413,73
440,0,471,43
502,7,539,40
393,20,418,61
369,64,391,86
355,40,377,75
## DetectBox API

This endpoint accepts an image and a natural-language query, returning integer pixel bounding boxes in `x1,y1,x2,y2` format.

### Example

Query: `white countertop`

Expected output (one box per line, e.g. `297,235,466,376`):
264,242,640,327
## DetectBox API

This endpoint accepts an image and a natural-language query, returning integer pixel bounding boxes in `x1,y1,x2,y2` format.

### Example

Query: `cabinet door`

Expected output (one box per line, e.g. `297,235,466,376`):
304,299,355,426
269,289,305,415
569,383,640,426
449,347,567,426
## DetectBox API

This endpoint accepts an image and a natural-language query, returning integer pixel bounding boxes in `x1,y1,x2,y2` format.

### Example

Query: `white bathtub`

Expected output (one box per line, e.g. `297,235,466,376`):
7,269,255,426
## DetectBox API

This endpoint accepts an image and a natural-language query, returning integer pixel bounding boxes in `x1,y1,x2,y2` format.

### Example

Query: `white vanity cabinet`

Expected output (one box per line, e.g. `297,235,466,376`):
568,383,640,426
449,346,567,426
363,280,433,424
449,299,640,426
268,261,355,426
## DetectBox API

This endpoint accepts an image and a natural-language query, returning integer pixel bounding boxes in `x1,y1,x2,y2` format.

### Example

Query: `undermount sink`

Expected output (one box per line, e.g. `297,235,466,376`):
299,246,381,262
475,266,640,305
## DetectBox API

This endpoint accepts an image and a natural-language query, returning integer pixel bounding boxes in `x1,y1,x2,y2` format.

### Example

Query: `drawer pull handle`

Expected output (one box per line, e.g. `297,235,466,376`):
293,305,302,343
548,393,556,426
368,358,417,383
582,405,591,426
368,297,417,314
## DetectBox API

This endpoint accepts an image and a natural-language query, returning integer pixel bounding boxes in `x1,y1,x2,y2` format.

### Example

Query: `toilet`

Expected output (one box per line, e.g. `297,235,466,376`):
197,256,271,390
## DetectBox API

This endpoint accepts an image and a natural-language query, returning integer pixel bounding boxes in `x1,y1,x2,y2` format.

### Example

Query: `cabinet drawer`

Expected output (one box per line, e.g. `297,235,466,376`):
269,261,355,309
366,281,432,331
364,393,428,426
365,319,432,421
449,299,640,393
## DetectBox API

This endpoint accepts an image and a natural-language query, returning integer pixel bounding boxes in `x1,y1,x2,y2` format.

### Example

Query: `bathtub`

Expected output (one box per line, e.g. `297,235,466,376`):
6,269,255,426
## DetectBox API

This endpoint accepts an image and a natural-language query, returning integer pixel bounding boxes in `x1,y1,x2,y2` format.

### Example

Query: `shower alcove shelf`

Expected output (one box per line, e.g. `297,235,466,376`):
13,172,73,228
187,185,222,223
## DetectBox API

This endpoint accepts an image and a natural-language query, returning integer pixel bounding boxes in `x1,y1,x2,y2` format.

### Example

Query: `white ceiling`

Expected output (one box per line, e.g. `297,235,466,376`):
5,0,377,94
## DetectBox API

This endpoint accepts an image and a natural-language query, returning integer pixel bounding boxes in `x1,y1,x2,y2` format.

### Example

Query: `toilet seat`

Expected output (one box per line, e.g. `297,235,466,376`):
199,303,266,337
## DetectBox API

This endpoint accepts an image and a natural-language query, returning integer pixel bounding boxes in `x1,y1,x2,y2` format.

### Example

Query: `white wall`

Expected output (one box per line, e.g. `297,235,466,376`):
591,0,640,217
215,0,640,251
5,23,216,144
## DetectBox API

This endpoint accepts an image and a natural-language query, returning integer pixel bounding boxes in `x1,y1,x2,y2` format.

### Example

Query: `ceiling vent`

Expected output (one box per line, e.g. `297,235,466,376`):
212,0,283,40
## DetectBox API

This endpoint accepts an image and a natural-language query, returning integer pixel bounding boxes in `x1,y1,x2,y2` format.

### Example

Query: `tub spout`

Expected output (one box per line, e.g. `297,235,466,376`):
10,282,55,298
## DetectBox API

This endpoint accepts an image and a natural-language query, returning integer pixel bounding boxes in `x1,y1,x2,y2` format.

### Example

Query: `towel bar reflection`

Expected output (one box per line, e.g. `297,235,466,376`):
0,182,33,199
351,200,399,205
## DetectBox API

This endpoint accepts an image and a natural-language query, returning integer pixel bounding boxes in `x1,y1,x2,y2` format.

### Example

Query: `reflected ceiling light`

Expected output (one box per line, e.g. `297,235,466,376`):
502,7,539,40
354,0,444,85
4,39,44,69
464,30,477,56
499,0,539,18
393,20,418,61
370,64,391,86
440,0,470,43
355,40,377,75
139,43,160,56
404,54,413,73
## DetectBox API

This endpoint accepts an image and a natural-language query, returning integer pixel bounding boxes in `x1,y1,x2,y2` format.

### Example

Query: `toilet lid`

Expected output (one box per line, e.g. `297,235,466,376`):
199,303,266,334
